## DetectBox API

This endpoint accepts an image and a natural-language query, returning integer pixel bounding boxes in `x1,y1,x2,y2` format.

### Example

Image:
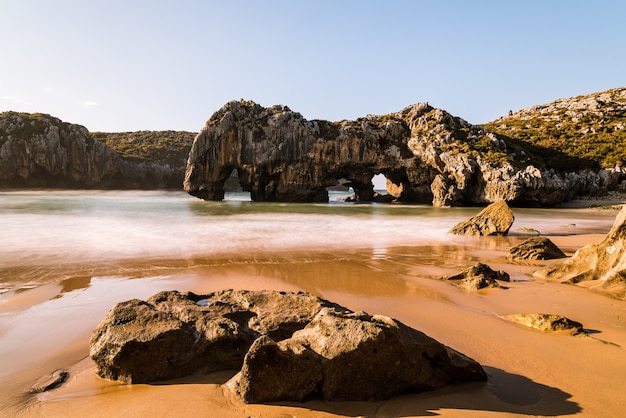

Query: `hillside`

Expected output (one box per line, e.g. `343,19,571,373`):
92,131,196,171
483,87,626,170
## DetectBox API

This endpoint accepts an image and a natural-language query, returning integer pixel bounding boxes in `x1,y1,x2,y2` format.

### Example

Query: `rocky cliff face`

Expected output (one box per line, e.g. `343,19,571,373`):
0,112,184,189
184,99,626,206
93,130,195,188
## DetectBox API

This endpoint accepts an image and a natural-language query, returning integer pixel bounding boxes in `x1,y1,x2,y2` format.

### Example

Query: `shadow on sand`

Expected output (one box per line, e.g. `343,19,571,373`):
155,366,580,417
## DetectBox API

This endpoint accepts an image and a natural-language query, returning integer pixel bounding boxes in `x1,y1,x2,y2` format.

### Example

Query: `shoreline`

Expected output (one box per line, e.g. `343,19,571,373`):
2,228,626,417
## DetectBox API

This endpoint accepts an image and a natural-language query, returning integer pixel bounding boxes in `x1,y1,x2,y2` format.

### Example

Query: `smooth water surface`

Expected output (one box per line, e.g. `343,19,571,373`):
0,190,618,293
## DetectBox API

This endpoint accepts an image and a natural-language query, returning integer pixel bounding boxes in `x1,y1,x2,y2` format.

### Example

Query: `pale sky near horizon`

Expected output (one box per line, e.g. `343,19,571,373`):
1,1,625,132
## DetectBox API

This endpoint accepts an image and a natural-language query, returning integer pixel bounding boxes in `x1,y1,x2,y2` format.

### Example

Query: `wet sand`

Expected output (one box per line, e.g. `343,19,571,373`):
1,233,626,417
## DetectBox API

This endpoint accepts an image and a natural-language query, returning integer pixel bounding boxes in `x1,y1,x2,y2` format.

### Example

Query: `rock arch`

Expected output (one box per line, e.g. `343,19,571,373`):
182,99,566,206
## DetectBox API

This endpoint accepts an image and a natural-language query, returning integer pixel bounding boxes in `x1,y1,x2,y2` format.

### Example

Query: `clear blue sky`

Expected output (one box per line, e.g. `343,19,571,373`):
1,1,624,132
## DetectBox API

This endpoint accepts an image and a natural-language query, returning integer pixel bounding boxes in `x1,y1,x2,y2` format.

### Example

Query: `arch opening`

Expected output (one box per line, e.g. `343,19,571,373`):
223,168,251,201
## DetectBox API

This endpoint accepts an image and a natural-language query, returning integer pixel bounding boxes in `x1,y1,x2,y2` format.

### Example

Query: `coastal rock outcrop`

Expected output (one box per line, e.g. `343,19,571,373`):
449,201,515,236
508,237,567,261
90,290,487,402
503,313,583,334
228,308,487,403
184,97,626,206
534,205,626,299
442,263,510,290
89,290,334,383
0,112,190,189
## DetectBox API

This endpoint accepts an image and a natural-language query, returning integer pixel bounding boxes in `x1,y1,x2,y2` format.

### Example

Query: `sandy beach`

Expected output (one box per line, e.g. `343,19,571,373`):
1,226,624,417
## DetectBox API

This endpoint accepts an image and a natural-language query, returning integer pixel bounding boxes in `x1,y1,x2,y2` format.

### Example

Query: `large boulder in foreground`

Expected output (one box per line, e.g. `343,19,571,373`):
534,206,626,299
449,201,514,236
508,237,567,261
89,290,335,383
227,308,487,403
90,290,487,402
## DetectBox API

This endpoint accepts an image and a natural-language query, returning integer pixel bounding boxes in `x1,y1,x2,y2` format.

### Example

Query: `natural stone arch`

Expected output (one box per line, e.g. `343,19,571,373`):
183,99,531,206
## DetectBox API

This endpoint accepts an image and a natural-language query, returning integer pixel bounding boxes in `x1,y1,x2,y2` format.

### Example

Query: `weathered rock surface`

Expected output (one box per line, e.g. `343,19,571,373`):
503,313,583,334
442,263,510,290
184,98,626,206
90,290,487,402
0,112,189,189
227,308,487,403
449,201,515,236
508,237,567,261
89,290,336,383
534,205,626,299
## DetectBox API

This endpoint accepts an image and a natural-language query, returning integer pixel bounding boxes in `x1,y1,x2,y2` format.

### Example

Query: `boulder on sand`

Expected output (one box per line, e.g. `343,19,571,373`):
227,308,487,403
89,290,335,383
449,201,514,236
503,313,583,334
508,237,567,261
442,263,510,290
90,290,488,402
534,205,626,299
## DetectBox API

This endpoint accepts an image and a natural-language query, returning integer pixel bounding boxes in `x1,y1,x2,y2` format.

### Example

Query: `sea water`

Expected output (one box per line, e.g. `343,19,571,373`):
0,190,618,294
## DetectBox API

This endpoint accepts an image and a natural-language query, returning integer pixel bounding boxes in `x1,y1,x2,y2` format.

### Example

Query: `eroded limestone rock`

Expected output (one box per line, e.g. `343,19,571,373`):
442,263,510,290
90,290,488,402
227,308,487,403
534,205,626,299
89,290,335,383
449,201,515,236
504,313,583,334
508,237,567,261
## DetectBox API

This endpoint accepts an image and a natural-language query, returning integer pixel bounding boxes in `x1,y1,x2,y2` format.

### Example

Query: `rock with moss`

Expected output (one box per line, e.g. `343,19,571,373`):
184,100,592,206
0,112,193,189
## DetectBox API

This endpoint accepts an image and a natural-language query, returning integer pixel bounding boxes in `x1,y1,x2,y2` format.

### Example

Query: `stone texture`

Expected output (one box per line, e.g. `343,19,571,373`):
89,290,335,383
449,201,515,236
227,308,487,403
534,205,626,299
91,290,488,403
0,112,188,189
184,100,624,206
508,237,567,261
504,313,583,334
442,263,510,290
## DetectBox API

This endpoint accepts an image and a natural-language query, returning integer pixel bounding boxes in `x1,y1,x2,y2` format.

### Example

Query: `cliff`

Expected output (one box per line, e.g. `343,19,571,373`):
184,99,626,206
92,130,195,188
0,112,192,189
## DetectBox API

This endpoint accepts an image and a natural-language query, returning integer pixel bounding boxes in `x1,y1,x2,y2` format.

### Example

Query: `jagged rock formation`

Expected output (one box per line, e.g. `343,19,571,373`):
442,263,510,291
185,99,626,206
227,307,487,403
90,290,487,402
508,237,567,261
0,112,189,189
449,201,515,236
534,205,626,300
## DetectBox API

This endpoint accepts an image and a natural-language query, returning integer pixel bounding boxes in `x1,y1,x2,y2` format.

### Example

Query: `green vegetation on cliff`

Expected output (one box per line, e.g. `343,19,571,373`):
92,131,196,169
483,87,626,170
